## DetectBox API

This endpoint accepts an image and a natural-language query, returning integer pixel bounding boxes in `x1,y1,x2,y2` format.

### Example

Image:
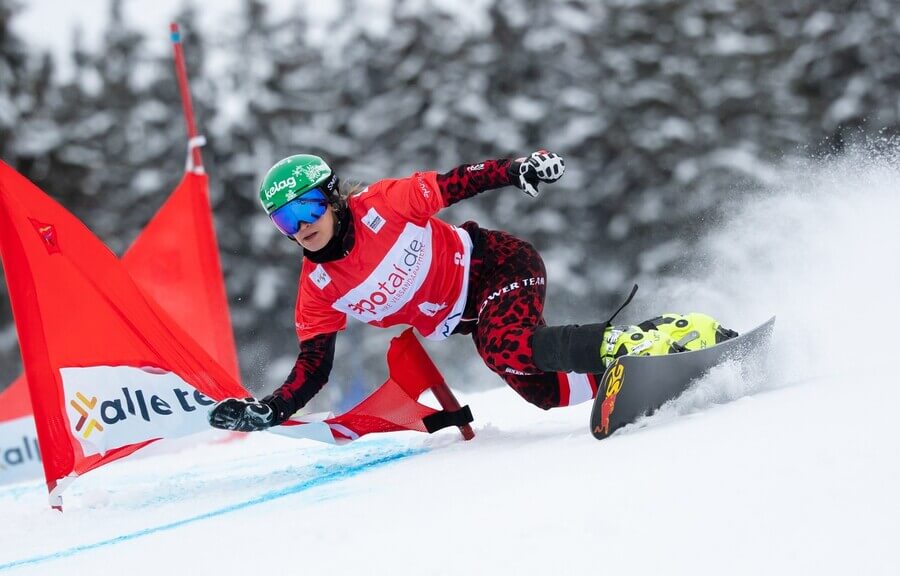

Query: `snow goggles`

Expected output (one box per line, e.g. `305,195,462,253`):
269,188,329,236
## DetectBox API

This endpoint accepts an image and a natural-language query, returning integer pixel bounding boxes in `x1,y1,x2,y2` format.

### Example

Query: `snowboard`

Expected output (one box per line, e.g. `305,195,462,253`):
590,317,776,440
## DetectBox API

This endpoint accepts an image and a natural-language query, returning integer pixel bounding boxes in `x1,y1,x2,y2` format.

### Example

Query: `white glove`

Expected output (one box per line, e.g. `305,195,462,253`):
513,150,566,198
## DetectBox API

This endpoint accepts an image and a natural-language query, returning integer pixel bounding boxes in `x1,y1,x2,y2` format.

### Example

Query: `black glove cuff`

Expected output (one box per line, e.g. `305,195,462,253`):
262,395,294,426
506,159,523,184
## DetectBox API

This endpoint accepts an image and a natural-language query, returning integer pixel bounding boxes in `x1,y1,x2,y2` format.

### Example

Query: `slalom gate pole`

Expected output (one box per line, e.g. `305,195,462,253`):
431,381,475,441
170,23,205,173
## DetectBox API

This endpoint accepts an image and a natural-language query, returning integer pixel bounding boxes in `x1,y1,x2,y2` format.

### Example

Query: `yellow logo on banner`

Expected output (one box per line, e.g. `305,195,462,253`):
70,392,103,439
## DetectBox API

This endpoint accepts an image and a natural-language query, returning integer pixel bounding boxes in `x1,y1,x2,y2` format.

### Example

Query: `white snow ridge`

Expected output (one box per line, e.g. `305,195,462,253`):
2,145,900,575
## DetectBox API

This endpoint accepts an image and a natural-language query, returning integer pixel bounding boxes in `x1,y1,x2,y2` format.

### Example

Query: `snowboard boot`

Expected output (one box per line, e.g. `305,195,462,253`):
641,313,738,351
599,313,739,370
532,322,681,374
532,314,739,374
599,325,679,370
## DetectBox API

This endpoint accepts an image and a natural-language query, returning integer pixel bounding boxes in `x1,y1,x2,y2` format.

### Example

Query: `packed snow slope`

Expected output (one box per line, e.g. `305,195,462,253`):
1,148,899,575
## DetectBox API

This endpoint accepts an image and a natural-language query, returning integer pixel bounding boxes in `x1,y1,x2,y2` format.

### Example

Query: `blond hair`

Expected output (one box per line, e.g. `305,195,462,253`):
338,179,367,200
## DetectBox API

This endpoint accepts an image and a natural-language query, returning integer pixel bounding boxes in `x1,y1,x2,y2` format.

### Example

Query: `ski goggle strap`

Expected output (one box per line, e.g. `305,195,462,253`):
269,188,329,236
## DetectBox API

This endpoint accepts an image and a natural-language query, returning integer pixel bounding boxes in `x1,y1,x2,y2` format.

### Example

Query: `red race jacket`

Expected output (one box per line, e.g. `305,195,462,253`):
295,171,473,341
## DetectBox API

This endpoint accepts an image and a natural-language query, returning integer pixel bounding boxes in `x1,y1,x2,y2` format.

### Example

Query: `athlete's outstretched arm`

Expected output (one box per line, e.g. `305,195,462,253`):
263,332,337,424
436,159,515,206
436,151,566,206
208,332,336,431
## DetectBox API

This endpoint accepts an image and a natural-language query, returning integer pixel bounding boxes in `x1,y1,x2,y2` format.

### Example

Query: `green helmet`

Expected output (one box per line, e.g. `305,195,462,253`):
258,154,335,215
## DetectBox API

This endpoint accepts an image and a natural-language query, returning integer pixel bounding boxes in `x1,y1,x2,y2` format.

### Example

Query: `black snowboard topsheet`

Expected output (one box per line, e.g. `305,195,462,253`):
590,317,776,440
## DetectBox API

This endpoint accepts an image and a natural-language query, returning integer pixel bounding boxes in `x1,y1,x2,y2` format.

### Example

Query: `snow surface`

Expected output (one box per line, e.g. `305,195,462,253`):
1,148,898,574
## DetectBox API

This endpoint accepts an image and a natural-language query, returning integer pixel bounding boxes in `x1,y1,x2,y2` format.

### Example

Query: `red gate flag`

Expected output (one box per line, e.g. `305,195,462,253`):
0,169,242,486
0,162,248,502
0,374,30,422
119,171,240,381
0,162,468,506
272,328,458,443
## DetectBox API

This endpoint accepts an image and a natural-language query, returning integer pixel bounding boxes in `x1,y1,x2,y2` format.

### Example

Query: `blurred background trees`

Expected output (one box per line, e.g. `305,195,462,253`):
1,0,898,408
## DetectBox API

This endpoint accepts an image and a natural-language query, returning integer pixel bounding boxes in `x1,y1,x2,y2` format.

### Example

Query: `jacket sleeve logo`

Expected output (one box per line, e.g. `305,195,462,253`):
310,264,332,289
362,207,386,233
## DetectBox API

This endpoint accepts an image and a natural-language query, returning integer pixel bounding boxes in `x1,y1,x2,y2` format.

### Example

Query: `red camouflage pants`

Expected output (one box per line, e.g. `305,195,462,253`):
454,223,598,409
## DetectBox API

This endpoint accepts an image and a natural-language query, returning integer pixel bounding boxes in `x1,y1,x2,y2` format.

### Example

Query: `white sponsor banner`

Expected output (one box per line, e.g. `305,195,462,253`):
60,366,217,457
333,222,433,322
0,416,42,485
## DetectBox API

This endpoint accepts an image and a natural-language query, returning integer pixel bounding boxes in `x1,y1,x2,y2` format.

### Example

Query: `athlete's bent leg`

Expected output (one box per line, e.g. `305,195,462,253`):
461,225,738,408
465,228,597,409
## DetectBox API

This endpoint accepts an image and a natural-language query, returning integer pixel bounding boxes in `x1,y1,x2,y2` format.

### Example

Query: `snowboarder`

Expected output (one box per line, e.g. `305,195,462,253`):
209,152,737,431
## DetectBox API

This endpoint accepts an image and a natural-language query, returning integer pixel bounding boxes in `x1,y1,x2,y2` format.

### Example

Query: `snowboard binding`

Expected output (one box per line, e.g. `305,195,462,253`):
600,313,739,370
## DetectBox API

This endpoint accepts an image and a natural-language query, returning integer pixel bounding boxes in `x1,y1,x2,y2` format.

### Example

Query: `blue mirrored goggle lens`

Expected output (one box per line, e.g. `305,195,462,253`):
269,188,329,236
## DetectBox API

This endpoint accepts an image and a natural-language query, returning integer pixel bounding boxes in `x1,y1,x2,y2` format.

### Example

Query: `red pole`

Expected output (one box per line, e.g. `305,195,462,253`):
170,23,204,173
